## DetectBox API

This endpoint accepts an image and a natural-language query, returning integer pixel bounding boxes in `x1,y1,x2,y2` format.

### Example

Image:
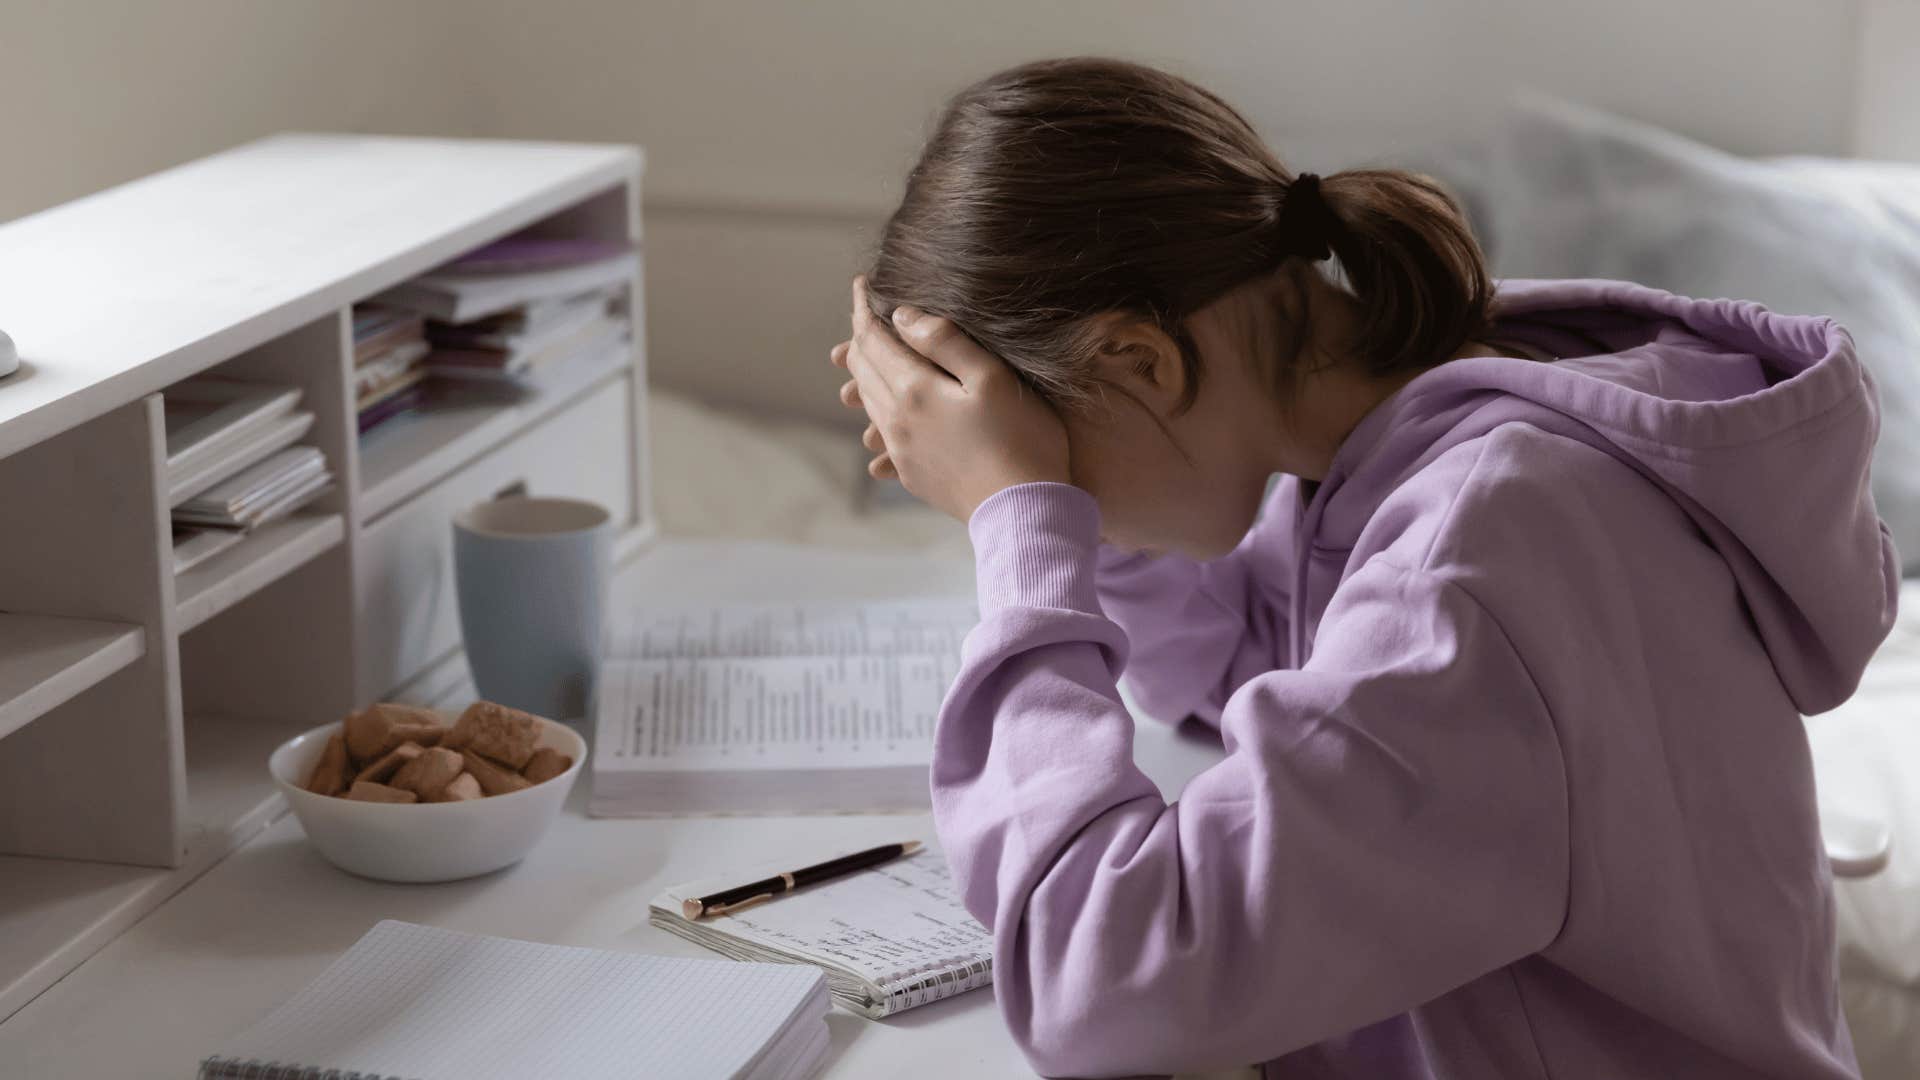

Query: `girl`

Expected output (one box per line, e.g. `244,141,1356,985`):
834,59,1896,1079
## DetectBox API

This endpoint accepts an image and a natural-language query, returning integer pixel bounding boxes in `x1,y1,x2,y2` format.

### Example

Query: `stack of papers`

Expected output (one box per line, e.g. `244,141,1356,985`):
372,236,636,395
162,378,334,573
425,286,626,390
174,446,331,530
352,306,429,434
374,244,637,324
163,379,309,506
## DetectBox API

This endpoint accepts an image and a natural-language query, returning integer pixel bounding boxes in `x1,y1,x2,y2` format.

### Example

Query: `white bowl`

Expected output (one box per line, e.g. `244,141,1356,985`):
268,716,586,883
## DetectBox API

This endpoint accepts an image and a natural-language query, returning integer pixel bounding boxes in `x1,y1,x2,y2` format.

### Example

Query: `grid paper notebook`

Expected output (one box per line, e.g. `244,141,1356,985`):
198,921,830,1080
648,848,993,1018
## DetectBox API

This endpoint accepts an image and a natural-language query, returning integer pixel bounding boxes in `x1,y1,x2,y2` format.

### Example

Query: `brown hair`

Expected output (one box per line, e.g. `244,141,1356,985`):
865,57,1494,411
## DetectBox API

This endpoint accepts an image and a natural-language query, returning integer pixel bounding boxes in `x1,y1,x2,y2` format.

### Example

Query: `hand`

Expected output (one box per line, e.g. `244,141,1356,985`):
831,277,1069,521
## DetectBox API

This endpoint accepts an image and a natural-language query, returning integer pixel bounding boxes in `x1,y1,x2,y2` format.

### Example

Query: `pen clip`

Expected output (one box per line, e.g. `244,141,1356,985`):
701,892,775,919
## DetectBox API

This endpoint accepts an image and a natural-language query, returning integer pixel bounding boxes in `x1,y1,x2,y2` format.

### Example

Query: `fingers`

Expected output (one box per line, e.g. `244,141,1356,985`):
839,378,862,409
844,338,896,425
891,306,1001,389
850,277,952,392
868,452,897,480
862,422,884,452
830,341,849,369
851,276,870,330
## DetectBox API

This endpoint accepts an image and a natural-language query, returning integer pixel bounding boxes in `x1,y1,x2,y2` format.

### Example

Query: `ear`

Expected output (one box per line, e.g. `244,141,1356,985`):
1084,315,1188,414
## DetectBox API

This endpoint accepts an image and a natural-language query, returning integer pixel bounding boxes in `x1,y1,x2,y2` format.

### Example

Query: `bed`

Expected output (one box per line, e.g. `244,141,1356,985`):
1812,604,1920,1078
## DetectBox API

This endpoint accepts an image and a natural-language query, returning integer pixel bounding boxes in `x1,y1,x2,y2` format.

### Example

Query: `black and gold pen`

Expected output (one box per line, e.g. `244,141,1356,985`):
682,840,924,919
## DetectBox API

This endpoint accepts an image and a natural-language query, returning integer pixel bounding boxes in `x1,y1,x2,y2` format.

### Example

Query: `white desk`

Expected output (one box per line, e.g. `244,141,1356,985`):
0,539,1228,1079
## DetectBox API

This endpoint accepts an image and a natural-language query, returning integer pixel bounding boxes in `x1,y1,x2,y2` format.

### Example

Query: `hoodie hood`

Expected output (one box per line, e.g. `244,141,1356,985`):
1321,278,1898,714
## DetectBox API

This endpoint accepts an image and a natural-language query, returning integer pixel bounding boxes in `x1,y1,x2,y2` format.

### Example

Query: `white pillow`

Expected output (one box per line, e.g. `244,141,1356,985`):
1422,97,1920,572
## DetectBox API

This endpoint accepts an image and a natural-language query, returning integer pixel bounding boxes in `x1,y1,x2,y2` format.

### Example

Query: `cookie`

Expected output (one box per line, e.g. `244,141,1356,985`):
449,702,540,769
521,747,573,785
305,732,350,796
460,750,531,796
435,772,482,802
344,703,446,762
353,741,425,786
345,780,418,804
389,746,464,800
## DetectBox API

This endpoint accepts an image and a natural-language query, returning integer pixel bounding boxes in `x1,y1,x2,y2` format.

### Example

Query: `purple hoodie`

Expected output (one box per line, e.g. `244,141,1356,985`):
933,279,1899,1079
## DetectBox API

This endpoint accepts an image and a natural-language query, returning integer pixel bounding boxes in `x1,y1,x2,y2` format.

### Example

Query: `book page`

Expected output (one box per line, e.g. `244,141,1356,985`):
656,851,992,987
605,599,977,660
597,653,956,773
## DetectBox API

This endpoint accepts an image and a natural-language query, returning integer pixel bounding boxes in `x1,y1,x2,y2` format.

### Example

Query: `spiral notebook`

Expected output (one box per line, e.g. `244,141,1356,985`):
198,921,829,1080
648,846,994,1018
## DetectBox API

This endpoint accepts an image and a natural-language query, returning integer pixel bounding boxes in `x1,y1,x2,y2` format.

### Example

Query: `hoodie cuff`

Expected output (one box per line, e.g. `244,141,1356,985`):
968,482,1103,617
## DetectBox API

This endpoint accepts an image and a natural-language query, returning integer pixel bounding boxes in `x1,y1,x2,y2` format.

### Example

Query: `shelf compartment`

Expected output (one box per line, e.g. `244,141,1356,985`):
0,855,179,1022
174,514,346,634
182,712,303,859
358,344,632,521
0,713,293,1021
0,615,146,741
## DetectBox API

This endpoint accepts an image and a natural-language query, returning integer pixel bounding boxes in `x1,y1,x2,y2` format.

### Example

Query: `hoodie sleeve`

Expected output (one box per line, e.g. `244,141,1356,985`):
1094,525,1292,727
937,483,1570,1078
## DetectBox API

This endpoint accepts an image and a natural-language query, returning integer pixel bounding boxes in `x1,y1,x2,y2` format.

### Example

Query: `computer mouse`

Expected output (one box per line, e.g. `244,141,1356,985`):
0,328,15,378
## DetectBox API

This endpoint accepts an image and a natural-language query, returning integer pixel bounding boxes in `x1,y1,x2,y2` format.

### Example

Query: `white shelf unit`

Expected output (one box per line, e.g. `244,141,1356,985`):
0,615,145,740
0,135,652,1020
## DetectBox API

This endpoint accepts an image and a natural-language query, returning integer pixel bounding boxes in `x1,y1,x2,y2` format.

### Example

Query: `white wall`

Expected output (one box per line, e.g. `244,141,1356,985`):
0,0,485,223
1855,0,1920,161
456,0,1870,422
0,0,1884,423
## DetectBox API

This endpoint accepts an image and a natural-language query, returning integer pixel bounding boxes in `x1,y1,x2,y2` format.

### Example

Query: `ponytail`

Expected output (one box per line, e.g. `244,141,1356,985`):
1314,169,1494,376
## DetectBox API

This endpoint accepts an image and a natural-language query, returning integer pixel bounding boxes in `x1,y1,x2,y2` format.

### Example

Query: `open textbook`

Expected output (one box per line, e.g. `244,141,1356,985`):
591,599,977,816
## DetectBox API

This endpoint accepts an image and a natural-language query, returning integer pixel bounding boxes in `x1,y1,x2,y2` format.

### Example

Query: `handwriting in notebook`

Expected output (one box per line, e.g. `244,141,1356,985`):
706,854,993,979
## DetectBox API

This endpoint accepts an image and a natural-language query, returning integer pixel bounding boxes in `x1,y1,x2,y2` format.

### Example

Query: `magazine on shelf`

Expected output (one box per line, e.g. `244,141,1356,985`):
441,236,633,274
167,410,316,508
427,315,625,382
352,341,430,400
351,307,425,365
373,250,637,324
162,379,303,478
427,289,614,353
173,446,332,530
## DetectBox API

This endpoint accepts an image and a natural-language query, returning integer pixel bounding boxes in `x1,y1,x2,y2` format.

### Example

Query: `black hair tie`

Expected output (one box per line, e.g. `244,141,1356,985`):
1274,173,1336,262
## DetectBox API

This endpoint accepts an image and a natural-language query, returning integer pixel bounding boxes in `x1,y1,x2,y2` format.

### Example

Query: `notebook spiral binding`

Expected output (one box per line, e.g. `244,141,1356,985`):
197,1058,411,1080
879,954,994,1015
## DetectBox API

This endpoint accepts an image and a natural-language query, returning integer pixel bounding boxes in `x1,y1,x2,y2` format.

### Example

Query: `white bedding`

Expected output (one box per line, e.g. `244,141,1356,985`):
657,388,1920,1076
1810,584,1920,1078
648,388,969,558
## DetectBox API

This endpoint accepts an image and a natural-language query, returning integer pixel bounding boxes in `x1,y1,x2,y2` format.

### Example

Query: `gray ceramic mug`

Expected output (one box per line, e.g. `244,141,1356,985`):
452,495,612,720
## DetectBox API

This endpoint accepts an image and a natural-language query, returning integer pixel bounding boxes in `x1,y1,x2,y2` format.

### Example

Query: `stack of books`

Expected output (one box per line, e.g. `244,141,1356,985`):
162,377,334,574
353,306,430,434
373,238,636,395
